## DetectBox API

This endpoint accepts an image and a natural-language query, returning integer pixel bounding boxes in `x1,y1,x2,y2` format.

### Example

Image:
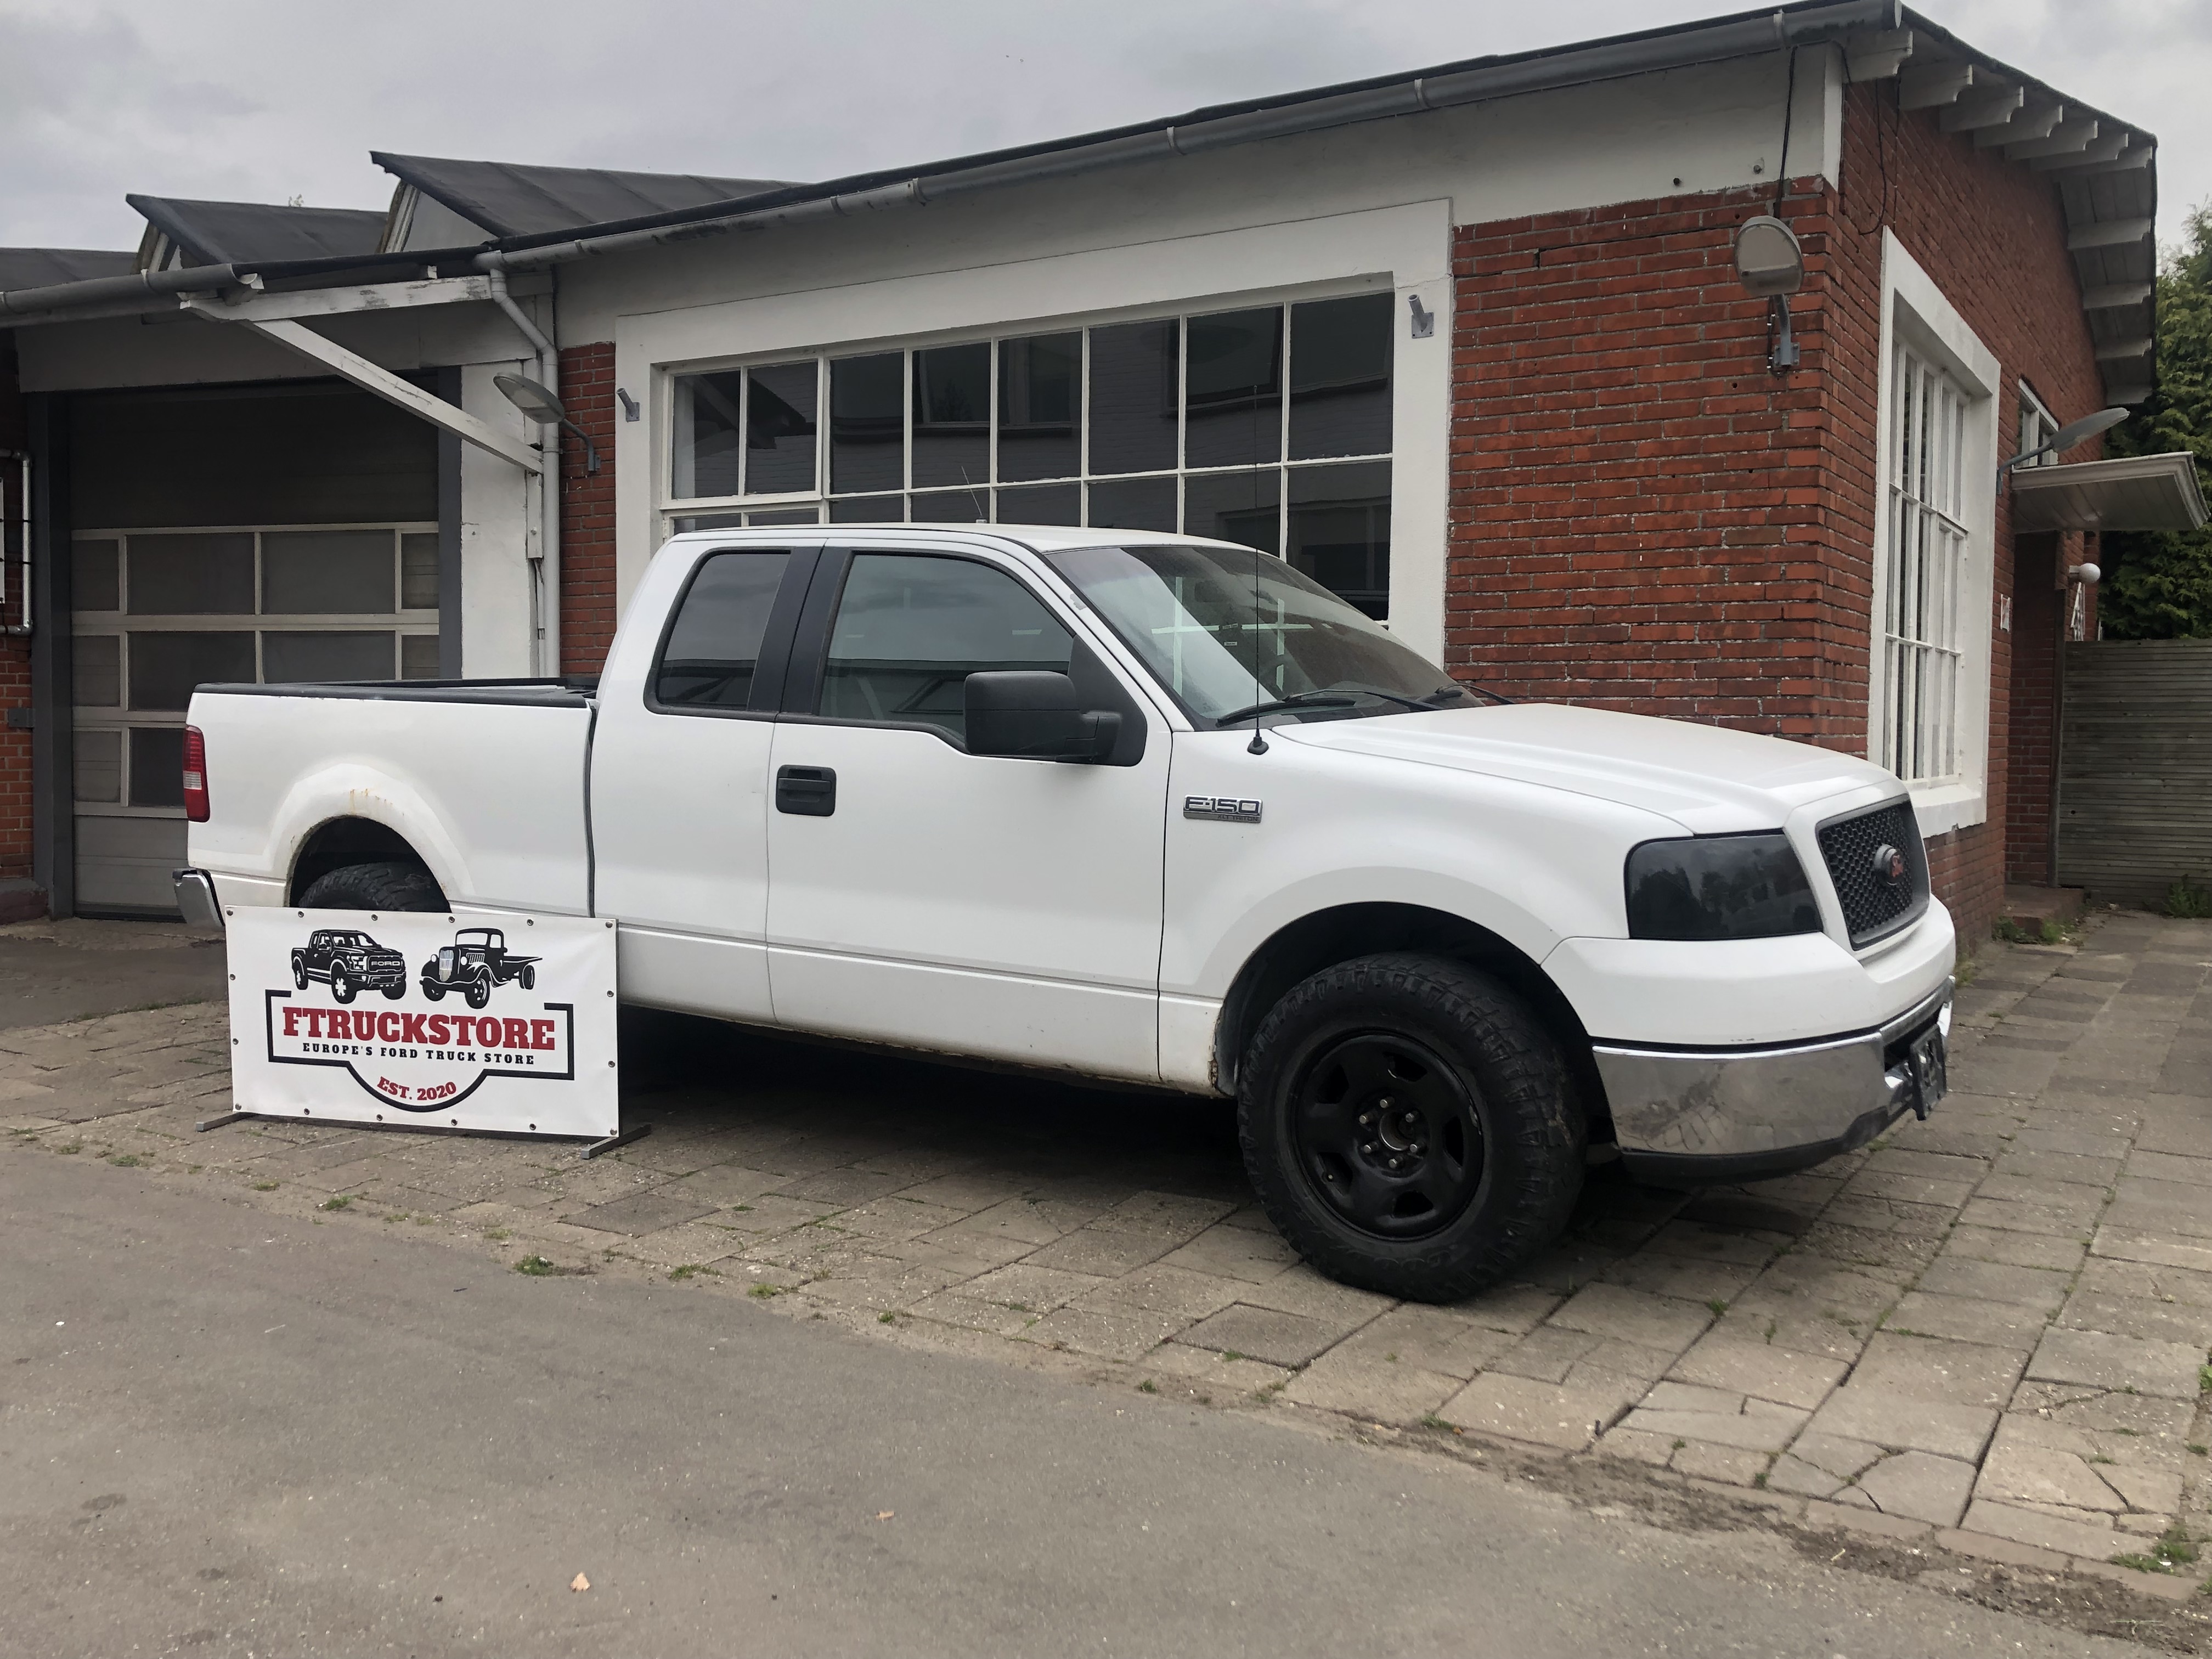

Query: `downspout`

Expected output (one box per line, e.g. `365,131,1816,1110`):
481,261,561,678
1,449,27,635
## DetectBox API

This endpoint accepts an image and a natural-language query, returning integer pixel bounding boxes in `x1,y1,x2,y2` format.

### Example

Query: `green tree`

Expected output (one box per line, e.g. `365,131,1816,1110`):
2102,204,2212,639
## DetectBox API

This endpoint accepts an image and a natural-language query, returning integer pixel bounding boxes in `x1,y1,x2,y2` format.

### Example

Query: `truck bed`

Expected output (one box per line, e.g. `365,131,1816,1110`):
188,678,597,916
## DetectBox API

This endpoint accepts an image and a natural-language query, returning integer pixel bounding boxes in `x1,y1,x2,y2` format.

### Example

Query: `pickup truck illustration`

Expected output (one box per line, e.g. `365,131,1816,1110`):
180,526,1954,1302
418,927,540,1008
290,928,409,1003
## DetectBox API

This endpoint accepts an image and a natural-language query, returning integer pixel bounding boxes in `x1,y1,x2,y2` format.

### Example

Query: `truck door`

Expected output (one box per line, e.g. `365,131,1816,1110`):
764,546,1170,1081
590,544,819,1023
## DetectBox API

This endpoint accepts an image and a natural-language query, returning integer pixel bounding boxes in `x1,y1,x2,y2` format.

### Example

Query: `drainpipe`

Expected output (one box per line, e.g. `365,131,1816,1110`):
0,449,27,636
481,261,561,679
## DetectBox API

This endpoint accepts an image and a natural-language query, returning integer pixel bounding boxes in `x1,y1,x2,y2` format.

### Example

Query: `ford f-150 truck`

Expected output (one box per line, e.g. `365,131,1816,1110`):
177,526,1954,1301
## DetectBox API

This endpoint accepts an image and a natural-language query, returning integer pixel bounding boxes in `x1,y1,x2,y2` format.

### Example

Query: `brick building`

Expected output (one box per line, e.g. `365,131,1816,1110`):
1,1,2203,936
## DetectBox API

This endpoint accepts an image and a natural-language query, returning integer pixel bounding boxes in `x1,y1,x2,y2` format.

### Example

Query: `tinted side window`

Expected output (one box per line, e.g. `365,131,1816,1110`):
820,554,1071,743
654,551,792,709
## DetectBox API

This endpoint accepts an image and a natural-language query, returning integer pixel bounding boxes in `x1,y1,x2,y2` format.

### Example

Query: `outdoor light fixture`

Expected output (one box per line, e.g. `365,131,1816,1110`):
495,373,601,473
1998,406,2130,478
2069,562,2102,585
1733,215,1805,372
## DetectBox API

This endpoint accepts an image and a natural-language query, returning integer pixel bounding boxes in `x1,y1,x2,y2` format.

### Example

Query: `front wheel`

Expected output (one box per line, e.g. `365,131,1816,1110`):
421,981,445,1002
1238,953,1584,1304
330,967,356,1005
381,982,405,1001
464,975,491,1010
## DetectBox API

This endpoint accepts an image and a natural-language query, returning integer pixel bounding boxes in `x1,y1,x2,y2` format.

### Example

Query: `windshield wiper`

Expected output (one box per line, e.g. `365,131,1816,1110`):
1212,691,1357,726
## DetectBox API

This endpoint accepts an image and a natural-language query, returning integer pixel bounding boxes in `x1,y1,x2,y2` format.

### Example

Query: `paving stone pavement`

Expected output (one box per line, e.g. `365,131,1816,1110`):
7,913,2210,1602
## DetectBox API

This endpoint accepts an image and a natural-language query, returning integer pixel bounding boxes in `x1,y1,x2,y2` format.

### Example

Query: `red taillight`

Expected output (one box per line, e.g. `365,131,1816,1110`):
182,724,210,822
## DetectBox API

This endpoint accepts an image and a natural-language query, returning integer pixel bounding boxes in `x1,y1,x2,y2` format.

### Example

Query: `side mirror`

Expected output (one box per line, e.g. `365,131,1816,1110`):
964,671,1121,762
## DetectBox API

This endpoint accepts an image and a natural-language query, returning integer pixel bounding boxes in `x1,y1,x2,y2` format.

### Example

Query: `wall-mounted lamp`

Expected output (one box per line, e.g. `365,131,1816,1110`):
495,373,601,473
616,387,640,422
2068,561,2101,586
1407,293,1435,339
1733,215,1804,372
1998,407,2129,479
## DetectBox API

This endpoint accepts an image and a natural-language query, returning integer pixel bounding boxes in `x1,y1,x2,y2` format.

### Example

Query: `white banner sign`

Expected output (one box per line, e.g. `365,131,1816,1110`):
227,907,619,1139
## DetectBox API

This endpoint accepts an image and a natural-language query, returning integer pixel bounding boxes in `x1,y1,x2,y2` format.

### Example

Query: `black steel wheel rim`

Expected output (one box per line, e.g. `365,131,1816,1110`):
1290,1031,1485,1239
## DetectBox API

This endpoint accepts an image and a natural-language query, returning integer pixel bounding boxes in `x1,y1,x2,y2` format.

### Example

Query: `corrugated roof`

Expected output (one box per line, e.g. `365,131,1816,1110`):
125,196,387,266
0,247,136,289
371,153,799,240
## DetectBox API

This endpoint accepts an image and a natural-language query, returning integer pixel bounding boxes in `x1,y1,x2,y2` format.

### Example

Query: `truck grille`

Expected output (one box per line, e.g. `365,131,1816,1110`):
1815,799,1929,947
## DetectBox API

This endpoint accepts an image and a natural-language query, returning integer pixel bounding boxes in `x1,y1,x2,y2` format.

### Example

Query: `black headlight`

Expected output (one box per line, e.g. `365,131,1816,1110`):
1625,832,1821,941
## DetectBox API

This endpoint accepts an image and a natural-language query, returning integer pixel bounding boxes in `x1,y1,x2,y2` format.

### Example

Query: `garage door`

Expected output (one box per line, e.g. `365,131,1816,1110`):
69,382,440,915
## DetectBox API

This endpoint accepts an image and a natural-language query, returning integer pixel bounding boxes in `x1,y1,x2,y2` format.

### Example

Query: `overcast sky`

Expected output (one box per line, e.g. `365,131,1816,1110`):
2,0,2203,256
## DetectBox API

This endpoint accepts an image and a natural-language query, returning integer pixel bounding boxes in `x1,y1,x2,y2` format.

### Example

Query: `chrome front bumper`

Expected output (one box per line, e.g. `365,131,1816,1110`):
1594,980,1953,1186
173,868,225,930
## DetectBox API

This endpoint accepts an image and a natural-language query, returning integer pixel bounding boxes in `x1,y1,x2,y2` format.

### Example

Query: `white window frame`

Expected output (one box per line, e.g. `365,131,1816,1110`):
1867,230,2000,838
656,300,1396,614
613,201,1453,661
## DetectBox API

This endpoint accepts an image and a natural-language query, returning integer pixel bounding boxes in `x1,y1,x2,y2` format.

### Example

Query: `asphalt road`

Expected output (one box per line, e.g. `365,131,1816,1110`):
0,1156,2161,1658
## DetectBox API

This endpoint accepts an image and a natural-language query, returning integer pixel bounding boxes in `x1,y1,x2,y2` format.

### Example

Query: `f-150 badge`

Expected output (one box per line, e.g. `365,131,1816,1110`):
1184,795,1262,823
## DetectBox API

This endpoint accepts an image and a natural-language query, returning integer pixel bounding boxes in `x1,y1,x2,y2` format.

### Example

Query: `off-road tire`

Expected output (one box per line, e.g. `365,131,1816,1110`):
297,860,447,914
381,981,406,1001
330,967,355,1005
1238,952,1584,1303
292,957,309,990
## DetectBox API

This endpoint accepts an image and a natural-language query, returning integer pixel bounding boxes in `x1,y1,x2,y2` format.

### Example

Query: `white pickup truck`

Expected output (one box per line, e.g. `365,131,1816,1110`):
179,526,1954,1301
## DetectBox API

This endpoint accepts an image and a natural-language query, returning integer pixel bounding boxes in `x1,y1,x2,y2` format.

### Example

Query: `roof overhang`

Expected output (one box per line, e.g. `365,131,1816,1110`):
2008,453,2208,534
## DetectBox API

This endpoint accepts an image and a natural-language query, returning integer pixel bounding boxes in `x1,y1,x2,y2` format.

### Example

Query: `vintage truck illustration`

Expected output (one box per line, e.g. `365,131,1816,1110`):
418,927,540,1008
290,928,409,1003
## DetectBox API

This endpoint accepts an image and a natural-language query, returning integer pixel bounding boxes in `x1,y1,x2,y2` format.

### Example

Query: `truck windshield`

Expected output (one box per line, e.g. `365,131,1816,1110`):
1043,544,1468,728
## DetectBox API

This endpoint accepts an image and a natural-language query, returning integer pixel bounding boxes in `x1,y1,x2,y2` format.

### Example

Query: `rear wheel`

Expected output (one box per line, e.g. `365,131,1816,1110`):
1238,953,1584,1303
297,860,447,913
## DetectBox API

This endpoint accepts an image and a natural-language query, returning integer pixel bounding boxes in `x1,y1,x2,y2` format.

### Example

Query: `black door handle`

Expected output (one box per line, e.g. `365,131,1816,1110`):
776,765,836,816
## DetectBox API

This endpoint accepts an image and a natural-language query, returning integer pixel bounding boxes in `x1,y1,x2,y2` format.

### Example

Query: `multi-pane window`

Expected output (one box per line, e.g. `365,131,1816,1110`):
665,292,1396,617
1882,346,1970,785
71,524,439,811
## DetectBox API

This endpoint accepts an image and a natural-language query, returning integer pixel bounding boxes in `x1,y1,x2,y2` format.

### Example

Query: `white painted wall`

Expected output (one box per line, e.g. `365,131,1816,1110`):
456,362,538,677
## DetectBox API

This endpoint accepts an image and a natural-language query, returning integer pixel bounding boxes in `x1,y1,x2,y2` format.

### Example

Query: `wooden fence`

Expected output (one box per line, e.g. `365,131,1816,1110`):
2057,637,2212,906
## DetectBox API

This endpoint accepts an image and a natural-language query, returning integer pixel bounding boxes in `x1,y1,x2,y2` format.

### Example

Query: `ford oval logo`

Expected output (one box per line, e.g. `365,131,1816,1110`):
1871,843,1907,886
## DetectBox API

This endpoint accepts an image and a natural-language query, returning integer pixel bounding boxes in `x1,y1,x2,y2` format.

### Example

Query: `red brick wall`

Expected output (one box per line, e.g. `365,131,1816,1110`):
558,343,618,675
1449,77,2102,945
1821,81,2103,938
0,334,36,897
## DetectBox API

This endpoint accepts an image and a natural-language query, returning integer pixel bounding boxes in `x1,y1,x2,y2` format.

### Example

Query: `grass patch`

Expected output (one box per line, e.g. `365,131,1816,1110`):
319,1195,353,1211
749,1284,782,1298
668,1263,719,1282
2112,1523,2200,1575
250,1180,280,1192
1419,1413,1452,1431
514,1254,562,1276
2198,1363,2211,1393
2162,874,2212,920
105,1153,142,1167
52,1142,82,1155
877,1310,895,1323
1705,1299,1728,1317
481,1227,512,1242
1136,1379,1158,1393
2187,1443,2209,1457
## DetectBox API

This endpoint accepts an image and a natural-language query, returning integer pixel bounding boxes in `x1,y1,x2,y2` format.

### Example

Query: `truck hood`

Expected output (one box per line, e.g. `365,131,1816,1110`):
1277,703,1899,832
